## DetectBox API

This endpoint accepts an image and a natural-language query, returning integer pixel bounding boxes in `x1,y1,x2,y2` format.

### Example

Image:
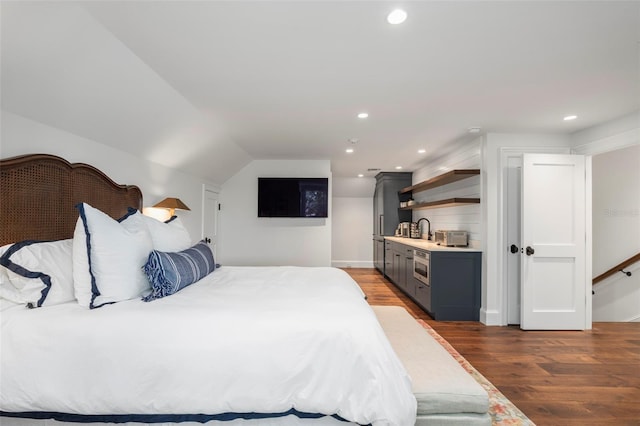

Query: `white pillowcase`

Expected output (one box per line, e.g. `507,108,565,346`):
73,203,153,309
128,212,192,252
0,240,75,307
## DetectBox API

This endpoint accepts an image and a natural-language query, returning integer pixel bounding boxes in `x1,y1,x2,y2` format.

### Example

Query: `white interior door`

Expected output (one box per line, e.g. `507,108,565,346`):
203,188,219,258
521,154,586,330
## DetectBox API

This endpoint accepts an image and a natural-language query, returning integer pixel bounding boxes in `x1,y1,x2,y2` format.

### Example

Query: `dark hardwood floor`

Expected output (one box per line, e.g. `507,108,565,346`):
344,268,640,426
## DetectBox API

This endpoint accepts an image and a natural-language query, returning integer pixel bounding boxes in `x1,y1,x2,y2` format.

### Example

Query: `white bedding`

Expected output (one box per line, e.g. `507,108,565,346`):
0,266,417,426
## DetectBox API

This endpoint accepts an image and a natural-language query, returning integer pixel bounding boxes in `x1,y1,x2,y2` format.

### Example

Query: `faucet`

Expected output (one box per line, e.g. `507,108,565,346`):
416,217,432,240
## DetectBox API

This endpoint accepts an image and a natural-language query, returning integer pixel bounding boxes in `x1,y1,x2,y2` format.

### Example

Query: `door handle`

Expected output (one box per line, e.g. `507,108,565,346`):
510,244,519,254
525,246,535,256
205,237,212,244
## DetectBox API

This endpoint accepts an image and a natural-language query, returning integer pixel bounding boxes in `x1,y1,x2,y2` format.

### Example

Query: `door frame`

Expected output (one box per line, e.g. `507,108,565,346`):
201,183,221,252
498,147,571,326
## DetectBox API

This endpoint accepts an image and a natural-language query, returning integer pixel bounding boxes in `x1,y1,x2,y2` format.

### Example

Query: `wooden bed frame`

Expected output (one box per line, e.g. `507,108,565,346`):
0,153,143,246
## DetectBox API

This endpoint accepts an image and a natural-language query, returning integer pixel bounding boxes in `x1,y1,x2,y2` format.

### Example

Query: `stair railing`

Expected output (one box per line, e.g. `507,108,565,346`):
593,252,640,286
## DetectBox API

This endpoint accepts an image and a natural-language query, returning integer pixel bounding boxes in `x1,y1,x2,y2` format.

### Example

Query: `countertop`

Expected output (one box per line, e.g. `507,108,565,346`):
384,236,482,252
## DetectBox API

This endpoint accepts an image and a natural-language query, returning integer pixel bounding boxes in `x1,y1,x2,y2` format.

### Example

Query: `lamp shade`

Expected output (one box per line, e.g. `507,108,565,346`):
153,198,190,216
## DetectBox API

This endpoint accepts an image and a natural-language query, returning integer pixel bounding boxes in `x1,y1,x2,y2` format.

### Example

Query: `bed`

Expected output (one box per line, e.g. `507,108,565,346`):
0,154,417,426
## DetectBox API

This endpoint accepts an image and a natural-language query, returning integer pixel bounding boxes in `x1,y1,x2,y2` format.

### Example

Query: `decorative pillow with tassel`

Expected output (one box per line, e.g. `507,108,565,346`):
142,240,215,302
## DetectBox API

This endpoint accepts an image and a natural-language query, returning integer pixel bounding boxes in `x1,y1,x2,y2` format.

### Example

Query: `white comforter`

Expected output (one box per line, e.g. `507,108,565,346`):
1,267,416,426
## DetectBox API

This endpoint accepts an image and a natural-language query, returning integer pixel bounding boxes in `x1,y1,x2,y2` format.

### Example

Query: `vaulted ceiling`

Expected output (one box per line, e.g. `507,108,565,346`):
2,1,639,183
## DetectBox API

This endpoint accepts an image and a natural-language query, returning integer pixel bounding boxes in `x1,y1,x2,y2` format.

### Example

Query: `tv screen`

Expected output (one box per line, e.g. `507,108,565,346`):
258,177,329,218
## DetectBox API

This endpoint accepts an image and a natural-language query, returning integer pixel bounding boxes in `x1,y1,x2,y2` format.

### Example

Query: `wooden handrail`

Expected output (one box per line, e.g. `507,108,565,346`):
593,253,640,285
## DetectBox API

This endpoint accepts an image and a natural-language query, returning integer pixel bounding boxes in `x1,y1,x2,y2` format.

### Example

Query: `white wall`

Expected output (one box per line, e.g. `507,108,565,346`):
218,159,331,266
411,138,482,247
571,110,640,153
331,177,375,268
0,110,214,241
571,110,640,322
591,144,640,321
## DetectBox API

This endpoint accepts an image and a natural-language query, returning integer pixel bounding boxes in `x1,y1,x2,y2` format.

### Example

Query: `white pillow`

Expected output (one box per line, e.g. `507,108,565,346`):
0,244,10,281
73,203,153,309
0,240,74,307
126,212,191,252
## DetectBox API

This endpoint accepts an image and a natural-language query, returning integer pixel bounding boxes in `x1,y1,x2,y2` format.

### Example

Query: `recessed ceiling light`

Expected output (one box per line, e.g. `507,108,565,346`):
564,115,578,121
418,149,426,154
346,148,354,153
395,166,403,170
468,127,481,133
357,112,369,119
387,9,407,25
357,174,364,178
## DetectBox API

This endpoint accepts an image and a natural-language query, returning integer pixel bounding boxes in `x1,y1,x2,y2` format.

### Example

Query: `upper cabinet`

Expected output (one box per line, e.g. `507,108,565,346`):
374,172,413,236
398,169,480,211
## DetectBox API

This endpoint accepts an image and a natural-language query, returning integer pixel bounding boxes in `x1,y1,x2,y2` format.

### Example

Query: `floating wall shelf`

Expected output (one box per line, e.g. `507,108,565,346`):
399,169,480,195
400,198,480,211
399,169,481,210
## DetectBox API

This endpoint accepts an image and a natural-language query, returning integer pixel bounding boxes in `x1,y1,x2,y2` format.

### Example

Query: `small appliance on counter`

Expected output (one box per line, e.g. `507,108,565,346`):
434,230,468,247
410,222,421,238
399,222,411,237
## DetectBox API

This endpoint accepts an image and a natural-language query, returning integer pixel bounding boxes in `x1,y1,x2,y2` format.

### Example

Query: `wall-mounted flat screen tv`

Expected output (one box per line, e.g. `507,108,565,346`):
258,177,329,218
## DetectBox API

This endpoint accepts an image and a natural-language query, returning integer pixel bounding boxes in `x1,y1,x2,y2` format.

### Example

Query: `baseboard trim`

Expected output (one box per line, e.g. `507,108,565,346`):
480,308,503,326
331,261,374,269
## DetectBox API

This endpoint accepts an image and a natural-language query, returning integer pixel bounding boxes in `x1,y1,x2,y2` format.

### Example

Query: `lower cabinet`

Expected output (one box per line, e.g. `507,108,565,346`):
383,239,481,321
373,237,385,272
429,251,481,321
403,248,414,297
384,241,409,290
414,279,431,312
384,241,394,282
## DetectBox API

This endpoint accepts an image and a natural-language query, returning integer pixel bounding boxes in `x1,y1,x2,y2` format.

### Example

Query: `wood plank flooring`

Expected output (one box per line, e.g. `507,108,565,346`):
344,268,640,426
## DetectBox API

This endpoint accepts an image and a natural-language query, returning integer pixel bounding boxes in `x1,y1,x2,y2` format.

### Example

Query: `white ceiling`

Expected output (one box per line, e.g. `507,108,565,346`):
2,1,639,183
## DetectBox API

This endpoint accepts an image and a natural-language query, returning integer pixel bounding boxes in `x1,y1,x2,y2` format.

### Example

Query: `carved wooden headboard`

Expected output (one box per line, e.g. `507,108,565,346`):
0,154,143,246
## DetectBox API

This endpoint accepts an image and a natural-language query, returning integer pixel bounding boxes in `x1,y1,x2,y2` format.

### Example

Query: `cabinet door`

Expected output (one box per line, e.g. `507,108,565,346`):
376,173,412,236
384,241,393,278
393,249,403,287
373,238,379,271
373,184,383,236
430,252,481,321
414,279,431,312
404,249,415,296
374,238,384,272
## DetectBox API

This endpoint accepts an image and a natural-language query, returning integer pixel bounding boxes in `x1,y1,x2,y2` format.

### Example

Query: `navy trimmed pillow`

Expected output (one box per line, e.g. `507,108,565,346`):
0,239,74,308
72,203,153,309
142,240,215,302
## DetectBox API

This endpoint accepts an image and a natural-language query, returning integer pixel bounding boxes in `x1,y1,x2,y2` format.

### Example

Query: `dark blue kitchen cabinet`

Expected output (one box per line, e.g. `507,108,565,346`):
429,251,481,321
373,172,412,273
384,239,482,321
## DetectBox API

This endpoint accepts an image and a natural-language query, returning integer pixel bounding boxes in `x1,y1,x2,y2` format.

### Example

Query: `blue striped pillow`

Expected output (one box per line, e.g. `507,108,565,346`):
142,240,215,302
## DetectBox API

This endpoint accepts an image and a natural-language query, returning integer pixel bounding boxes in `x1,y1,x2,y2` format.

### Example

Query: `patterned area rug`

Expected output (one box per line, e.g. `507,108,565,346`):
417,320,535,426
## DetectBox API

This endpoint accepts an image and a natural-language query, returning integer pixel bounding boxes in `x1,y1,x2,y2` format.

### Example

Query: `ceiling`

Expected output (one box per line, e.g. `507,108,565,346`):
2,1,639,183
